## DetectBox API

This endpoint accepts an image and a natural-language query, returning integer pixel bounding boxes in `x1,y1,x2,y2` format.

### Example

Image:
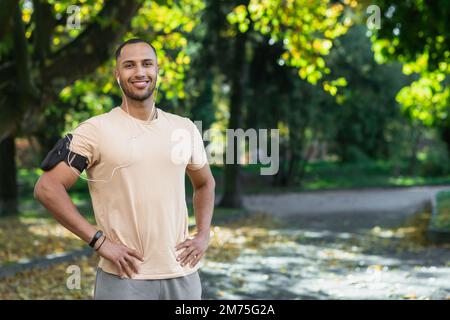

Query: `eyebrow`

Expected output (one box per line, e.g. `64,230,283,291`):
121,59,154,65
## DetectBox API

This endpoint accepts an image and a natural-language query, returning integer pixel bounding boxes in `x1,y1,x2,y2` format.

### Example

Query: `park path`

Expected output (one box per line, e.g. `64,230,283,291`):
199,185,450,300
243,185,450,218
241,185,450,232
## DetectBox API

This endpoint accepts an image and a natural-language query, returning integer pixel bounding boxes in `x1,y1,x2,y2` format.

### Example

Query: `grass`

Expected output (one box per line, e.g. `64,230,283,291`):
285,160,450,191
203,160,450,195
19,160,450,199
431,191,450,231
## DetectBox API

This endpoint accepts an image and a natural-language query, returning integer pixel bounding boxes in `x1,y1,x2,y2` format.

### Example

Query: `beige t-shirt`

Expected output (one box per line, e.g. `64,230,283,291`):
69,106,208,279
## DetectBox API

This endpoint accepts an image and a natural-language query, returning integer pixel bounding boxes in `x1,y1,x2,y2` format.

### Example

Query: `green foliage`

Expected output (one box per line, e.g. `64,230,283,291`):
417,141,450,177
229,0,353,85
396,69,449,127
25,0,208,138
6,0,450,194
371,1,450,128
372,0,449,72
322,25,411,162
432,191,450,231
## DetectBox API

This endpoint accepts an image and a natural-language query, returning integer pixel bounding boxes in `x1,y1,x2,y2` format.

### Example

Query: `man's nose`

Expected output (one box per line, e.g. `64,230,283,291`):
135,65,146,77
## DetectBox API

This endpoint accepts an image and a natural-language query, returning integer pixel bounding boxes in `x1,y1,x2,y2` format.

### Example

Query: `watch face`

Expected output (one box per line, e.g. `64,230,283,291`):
90,231,102,247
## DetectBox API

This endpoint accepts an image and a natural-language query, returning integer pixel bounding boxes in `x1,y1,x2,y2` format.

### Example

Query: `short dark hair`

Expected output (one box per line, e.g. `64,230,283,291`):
115,38,157,61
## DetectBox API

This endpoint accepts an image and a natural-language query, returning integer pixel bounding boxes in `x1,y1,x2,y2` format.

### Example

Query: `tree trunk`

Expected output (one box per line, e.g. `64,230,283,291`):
0,135,18,216
219,82,245,207
219,31,248,208
441,123,450,158
220,160,244,208
407,125,421,175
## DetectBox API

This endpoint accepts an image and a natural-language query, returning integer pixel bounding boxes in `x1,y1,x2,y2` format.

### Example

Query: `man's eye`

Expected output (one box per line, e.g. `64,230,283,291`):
144,62,152,67
125,64,133,68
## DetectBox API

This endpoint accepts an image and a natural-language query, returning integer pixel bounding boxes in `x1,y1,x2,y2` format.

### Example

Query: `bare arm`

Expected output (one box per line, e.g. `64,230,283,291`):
34,162,143,278
34,162,97,243
175,163,215,268
187,163,215,236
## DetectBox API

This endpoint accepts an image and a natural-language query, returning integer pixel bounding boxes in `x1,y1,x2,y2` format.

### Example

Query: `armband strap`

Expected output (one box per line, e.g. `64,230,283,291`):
40,134,88,173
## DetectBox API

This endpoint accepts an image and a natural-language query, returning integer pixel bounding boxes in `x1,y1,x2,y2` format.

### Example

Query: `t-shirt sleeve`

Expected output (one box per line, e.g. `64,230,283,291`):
186,119,208,171
68,118,101,170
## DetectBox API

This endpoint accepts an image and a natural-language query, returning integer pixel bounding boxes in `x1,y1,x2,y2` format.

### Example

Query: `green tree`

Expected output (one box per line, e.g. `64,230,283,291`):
0,0,143,215
0,0,207,215
327,25,410,162
211,0,354,207
371,0,450,153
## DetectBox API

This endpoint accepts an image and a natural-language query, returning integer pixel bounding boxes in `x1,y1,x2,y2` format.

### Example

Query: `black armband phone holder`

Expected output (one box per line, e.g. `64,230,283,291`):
40,134,88,173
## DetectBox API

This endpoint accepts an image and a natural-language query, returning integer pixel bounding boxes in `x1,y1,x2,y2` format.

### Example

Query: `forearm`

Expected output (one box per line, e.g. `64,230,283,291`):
34,178,97,244
192,182,215,236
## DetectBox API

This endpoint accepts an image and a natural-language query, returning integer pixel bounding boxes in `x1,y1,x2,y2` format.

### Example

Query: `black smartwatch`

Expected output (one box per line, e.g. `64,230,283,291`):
89,230,103,248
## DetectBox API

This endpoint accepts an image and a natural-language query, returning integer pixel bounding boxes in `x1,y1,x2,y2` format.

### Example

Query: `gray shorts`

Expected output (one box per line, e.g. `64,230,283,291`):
93,268,202,300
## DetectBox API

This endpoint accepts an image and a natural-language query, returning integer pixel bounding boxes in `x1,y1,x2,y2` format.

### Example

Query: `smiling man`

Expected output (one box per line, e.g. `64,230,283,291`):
34,38,215,300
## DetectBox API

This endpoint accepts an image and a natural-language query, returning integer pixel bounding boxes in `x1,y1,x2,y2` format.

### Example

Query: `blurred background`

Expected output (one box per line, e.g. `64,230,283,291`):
0,0,449,299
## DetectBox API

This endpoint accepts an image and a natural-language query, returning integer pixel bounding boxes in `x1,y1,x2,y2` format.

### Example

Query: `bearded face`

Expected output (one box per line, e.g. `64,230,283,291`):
116,42,158,102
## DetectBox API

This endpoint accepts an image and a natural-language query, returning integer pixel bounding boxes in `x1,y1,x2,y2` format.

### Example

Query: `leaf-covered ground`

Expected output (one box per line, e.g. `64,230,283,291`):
1,209,450,300
0,216,86,266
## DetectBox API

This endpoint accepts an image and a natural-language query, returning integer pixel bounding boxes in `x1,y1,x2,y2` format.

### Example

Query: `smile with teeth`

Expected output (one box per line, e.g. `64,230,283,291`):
131,80,150,89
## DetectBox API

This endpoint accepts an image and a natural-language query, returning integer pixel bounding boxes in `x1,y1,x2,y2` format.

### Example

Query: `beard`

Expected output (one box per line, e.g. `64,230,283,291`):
122,80,156,101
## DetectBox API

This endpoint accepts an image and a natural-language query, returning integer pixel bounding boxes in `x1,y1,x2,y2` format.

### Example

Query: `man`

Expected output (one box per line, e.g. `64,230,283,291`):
34,38,215,300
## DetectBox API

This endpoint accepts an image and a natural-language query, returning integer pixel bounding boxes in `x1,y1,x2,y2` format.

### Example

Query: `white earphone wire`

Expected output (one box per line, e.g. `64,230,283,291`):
65,75,159,183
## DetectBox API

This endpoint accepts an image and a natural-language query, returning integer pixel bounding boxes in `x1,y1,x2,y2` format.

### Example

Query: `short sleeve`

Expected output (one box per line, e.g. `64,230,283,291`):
68,118,101,169
186,119,208,171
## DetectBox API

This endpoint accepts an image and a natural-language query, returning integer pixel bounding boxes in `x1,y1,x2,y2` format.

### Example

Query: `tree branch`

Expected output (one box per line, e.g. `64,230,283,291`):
153,25,200,41
33,0,56,62
0,0,143,142
0,0,16,40
41,0,143,91
12,0,38,98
